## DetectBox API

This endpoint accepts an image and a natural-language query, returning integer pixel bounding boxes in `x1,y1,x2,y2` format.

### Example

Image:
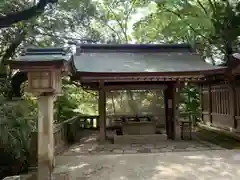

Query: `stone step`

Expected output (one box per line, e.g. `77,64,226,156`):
114,134,167,144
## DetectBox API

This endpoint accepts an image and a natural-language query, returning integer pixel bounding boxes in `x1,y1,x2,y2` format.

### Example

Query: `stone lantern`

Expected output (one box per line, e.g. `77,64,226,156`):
8,47,72,179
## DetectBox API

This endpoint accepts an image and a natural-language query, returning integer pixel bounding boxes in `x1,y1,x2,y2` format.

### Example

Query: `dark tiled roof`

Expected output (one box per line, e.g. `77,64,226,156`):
10,44,227,75
72,44,225,73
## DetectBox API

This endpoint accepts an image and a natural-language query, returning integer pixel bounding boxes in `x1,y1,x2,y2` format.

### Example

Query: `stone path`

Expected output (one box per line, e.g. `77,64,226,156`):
55,150,240,180
63,140,224,156
62,131,224,156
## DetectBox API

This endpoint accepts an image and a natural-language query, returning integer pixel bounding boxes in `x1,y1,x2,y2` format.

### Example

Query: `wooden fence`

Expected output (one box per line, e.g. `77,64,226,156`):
201,83,240,131
29,115,80,168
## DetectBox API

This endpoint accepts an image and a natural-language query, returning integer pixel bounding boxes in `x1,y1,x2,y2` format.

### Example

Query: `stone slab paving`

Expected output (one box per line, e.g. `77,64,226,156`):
63,140,224,156
54,150,240,180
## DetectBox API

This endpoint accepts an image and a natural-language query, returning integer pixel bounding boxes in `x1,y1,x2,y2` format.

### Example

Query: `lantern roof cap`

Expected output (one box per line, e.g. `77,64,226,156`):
8,47,73,70
18,47,72,61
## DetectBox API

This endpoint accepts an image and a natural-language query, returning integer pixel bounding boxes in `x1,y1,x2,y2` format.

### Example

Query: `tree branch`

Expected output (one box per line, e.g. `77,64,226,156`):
35,31,98,43
123,0,137,42
162,7,213,44
105,5,128,43
94,16,122,41
1,30,27,65
0,0,57,28
196,0,208,16
70,80,97,96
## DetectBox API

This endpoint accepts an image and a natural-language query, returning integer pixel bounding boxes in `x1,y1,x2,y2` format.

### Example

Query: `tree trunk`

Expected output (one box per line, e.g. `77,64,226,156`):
0,0,57,28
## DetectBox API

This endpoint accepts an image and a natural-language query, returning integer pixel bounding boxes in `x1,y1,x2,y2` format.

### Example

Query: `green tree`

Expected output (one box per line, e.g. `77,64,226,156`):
133,0,240,64
0,0,98,177
132,0,240,121
0,0,58,28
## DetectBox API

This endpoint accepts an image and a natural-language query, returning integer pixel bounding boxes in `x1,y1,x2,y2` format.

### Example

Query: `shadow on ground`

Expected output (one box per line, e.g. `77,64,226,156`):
55,150,240,180
62,130,224,156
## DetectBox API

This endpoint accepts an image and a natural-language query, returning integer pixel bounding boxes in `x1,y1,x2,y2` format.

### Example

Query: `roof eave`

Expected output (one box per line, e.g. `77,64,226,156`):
7,59,67,69
71,67,227,81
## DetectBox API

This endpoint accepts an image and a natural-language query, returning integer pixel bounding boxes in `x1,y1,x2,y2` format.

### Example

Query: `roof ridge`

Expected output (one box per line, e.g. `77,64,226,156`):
21,47,72,56
76,43,195,53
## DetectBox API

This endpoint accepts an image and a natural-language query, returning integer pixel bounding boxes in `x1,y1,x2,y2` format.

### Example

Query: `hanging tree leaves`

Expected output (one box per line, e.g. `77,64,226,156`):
133,0,240,64
0,0,58,28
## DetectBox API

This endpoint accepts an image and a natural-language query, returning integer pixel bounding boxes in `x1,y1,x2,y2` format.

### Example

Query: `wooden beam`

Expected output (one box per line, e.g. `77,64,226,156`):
104,84,167,91
80,75,205,82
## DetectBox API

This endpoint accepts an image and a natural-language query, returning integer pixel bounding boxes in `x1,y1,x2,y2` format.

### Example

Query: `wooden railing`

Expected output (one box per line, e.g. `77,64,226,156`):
29,115,80,168
78,115,99,129
54,115,80,151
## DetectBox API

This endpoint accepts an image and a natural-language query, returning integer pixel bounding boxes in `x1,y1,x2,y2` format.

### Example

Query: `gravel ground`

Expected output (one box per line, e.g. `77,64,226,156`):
54,150,240,180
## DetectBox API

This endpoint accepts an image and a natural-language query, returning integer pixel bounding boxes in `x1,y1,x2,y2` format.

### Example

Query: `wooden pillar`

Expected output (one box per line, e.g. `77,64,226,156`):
98,82,106,141
208,84,212,124
174,82,183,121
164,83,175,139
164,89,169,138
228,81,237,129
199,84,203,121
174,82,182,139
37,95,55,180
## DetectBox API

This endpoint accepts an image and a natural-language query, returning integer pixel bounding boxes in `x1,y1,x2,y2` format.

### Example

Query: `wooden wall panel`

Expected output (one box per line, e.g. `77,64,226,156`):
235,87,240,116
211,114,233,130
203,114,211,125
202,87,209,109
236,117,240,132
211,84,230,115
200,83,236,130
199,82,240,131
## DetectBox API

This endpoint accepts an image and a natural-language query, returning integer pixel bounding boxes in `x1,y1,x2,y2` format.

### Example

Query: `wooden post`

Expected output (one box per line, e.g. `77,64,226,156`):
37,95,55,180
98,81,106,142
199,84,203,122
164,83,175,139
174,82,182,139
228,81,237,129
164,89,169,138
208,84,212,125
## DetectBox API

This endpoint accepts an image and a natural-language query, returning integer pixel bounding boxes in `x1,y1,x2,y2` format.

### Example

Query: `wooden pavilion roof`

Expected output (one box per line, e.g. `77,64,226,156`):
71,44,226,82
8,44,229,84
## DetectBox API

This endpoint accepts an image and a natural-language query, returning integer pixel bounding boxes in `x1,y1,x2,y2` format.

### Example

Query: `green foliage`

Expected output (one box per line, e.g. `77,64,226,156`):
1,0,240,177
55,80,98,123
0,96,37,178
133,0,240,62
180,84,201,124
55,84,80,122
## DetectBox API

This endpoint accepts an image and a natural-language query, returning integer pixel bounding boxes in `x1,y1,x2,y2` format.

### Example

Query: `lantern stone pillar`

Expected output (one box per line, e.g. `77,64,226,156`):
37,94,55,179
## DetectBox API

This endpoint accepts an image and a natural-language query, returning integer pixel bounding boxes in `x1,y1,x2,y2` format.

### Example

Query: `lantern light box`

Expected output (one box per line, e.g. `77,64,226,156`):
27,69,62,94
7,47,72,95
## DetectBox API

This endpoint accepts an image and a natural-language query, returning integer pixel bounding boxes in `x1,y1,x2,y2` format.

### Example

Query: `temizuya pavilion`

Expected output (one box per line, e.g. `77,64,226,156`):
8,44,226,178
9,44,226,141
